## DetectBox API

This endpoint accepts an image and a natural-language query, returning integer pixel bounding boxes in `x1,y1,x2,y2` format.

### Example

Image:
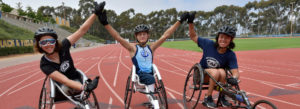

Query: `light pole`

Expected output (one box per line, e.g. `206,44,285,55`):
290,2,295,37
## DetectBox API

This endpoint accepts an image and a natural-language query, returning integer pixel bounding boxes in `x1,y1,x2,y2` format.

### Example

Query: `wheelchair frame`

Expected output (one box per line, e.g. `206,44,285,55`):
124,64,168,109
38,69,100,109
183,63,277,109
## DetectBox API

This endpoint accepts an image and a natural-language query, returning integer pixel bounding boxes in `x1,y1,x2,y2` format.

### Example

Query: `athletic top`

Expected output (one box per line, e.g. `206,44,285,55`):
40,38,80,79
197,37,238,69
132,45,153,74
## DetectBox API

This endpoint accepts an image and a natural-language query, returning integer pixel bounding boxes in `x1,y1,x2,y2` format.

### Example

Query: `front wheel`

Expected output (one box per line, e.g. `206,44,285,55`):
124,75,133,109
38,77,54,109
252,100,277,109
183,64,204,109
85,91,100,109
155,79,168,109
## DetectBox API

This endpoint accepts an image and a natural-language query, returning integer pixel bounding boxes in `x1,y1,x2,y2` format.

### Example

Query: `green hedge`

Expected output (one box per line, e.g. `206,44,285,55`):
0,46,34,56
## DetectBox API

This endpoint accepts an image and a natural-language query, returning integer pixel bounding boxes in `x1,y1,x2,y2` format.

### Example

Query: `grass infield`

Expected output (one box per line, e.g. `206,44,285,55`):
161,37,300,52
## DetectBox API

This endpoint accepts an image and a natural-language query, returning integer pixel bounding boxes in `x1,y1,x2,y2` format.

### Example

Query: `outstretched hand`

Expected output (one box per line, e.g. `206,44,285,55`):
94,1,105,15
179,12,189,23
94,1,108,25
188,12,196,23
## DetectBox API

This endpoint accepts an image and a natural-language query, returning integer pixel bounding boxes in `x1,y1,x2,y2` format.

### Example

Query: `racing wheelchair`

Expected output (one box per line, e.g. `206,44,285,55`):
38,69,100,109
183,63,277,109
124,64,168,109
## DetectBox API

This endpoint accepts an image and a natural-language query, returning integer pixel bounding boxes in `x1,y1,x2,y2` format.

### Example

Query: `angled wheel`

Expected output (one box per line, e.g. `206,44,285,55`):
252,100,277,109
155,78,168,109
183,63,204,109
38,77,54,109
124,75,133,109
85,91,100,109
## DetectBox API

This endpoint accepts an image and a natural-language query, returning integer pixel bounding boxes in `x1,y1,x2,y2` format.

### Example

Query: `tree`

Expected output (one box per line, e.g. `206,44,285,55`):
16,2,26,16
26,6,35,19
1,3,13,13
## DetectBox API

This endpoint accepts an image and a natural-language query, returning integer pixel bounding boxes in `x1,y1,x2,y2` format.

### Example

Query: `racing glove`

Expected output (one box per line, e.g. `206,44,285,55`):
227,77,238,85
179,12,189,23
84,76,100,92
188,12,196,23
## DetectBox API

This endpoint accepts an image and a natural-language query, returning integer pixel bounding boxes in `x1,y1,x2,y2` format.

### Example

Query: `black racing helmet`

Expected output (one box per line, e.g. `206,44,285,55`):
134,24,150,35
34,27,57,40
217,25,237,38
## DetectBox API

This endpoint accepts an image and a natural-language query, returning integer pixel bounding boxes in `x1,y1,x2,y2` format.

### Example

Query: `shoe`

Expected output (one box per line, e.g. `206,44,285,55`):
220,95,232,107
202,95,217,108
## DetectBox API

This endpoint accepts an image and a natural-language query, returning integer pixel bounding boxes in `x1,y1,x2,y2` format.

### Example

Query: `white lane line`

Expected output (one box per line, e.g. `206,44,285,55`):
248,92,300,107
242,76,300,89
97,50,124,105
160,59,188,73
113,62,120,87
167,91,184,109
0,64,37,77
8,78,44,95
241,66,300,80
159,67,186,77
165,87,183,97
0,71,39,97
0,69,39,83
108,97,113,109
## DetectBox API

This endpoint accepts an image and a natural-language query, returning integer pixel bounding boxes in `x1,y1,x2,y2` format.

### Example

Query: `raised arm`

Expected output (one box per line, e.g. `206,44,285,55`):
188,12,198,43
189,23,198,43
150,12,189,52
104,24,134,51
150,21,181,51
67,14,96,45
95,2,134,52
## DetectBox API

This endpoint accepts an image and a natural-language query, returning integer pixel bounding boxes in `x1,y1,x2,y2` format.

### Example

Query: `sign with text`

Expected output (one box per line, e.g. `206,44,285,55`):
0,40,34,48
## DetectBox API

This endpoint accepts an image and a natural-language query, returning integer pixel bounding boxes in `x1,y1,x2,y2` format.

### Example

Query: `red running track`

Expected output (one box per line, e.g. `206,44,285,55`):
0,44,299,109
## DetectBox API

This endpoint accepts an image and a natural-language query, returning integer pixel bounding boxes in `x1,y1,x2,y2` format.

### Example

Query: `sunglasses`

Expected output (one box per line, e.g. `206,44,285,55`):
39,39,56,46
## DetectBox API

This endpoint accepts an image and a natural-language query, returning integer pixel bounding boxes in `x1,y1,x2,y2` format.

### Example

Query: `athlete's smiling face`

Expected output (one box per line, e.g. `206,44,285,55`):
218,33,232,48
39,35,56,54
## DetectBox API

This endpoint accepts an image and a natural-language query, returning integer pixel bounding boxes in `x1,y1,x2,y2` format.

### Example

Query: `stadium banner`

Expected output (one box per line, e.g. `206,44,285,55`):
0,40,34,48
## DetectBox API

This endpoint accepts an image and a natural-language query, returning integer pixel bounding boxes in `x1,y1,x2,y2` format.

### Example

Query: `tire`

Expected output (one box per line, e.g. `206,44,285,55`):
85,91,100,109
155,79,168,109
38,77,54,109
124,75,133,109
252,100,277,109
183,63,204,109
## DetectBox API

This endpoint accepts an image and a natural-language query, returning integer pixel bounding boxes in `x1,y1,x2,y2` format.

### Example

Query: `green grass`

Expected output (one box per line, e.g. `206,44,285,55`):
0,19,34,40
162,37,300,52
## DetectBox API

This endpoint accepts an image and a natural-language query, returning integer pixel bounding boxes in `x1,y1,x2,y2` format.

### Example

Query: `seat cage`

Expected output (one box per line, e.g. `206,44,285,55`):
131,64,162,93
49,69,88,107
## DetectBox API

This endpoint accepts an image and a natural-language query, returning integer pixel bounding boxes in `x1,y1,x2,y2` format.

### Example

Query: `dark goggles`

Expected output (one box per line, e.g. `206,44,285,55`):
39,39,56,46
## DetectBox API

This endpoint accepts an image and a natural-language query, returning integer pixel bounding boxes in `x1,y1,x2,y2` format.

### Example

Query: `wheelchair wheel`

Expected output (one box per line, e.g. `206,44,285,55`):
38,77,54,109
85,91,100,109
124,75,133,109
183,63,204,109
155,78,168,109
252,100,277,109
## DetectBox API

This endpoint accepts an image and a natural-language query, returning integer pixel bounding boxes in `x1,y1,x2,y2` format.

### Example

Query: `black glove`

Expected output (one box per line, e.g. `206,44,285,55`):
188,12,196,23
227,77,238,85
85,76,100,92
94,1,108,25
94,1,105,16
98,10,108,25
179,12,189,23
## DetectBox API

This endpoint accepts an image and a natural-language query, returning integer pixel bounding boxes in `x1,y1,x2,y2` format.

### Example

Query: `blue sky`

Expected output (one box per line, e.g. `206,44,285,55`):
2,0,257,15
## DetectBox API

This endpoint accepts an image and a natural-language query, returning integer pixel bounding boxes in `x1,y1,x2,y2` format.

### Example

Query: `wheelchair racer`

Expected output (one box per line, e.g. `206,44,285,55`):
186,12,240,108
94,1,189,107
34,2,105,96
